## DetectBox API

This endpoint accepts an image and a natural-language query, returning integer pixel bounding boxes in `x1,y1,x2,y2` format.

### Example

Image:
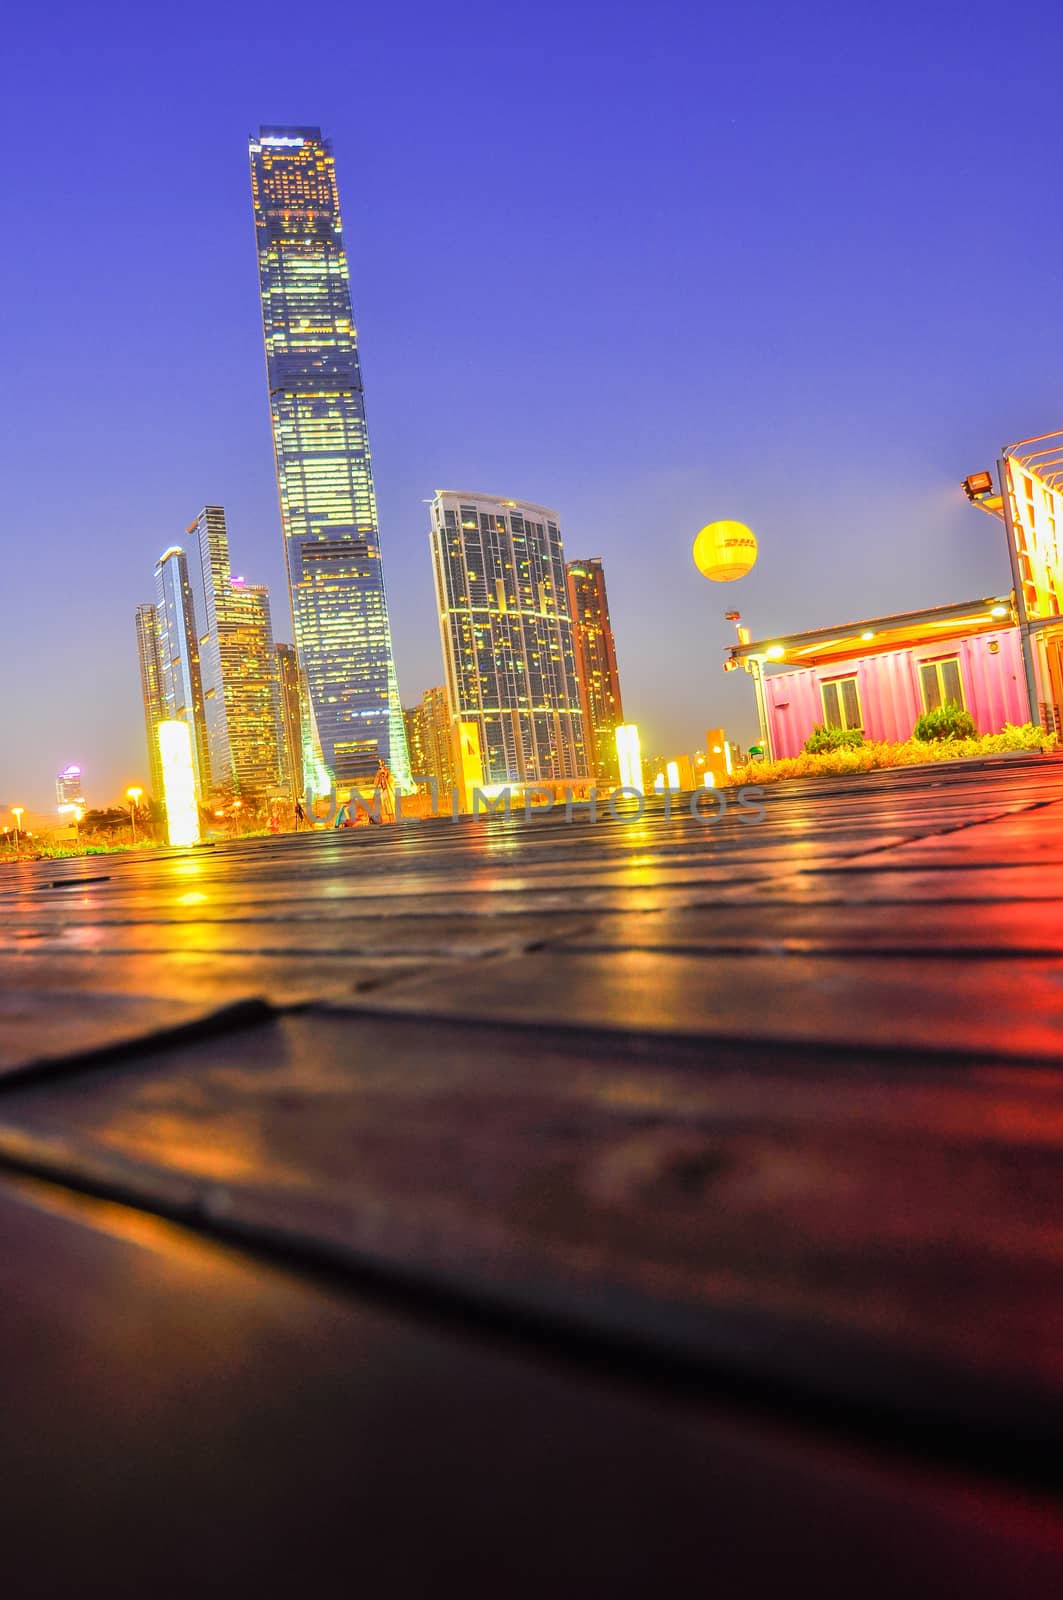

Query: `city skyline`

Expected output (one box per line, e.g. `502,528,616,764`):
138,509,288,803
4,2,1063,810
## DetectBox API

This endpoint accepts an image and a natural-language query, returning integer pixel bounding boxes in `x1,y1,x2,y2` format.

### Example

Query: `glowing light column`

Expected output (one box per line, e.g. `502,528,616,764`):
615,724,644,795
158,721,201,847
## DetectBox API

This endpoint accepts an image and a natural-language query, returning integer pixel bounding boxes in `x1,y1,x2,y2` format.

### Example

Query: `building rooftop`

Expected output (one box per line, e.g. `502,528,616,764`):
729,594,1015,670
434,491,561,518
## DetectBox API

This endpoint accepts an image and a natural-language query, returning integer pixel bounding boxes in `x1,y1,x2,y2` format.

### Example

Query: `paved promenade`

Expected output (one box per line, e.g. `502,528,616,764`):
2,754,1063,1595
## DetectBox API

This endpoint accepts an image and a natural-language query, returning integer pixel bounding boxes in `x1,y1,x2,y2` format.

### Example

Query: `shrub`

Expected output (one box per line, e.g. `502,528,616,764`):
912,701,977,742
803,723,864,754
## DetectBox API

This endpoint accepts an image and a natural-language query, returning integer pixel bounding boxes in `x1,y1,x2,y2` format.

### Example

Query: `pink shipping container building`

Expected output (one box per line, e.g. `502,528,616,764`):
728,597,1029,760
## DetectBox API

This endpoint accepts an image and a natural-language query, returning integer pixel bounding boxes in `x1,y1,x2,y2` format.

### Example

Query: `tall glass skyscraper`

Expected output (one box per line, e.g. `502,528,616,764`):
275,642,305,798
429,492,588,785
249,126,409,792
153,547,211,797
134,602,167,800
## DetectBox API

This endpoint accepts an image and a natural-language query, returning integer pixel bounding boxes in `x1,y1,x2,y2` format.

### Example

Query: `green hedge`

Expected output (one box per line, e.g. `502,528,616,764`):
912,701,978,742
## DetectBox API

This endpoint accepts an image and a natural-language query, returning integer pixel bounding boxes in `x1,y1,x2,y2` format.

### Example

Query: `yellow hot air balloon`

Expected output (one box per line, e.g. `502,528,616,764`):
692,520,758,583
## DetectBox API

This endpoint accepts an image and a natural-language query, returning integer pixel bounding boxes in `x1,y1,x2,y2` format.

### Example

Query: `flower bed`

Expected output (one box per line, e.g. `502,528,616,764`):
731,723,1057,785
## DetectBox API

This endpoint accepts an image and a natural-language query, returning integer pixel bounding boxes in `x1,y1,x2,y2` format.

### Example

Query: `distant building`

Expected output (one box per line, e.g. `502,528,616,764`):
134,604,167,799
249,126,409,791
565,558,624,786
55,764,85,810
403,685,455,803
429,491,588,786
276,643,304,798
185,506,284,797
703,729,734,786
153,546,211,797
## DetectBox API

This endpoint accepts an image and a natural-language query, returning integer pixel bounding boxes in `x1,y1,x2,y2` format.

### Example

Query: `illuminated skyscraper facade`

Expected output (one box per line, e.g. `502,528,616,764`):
565,558,624,786
429,492,587,785
249,126,409,791
134,603,167,799
186,506,284,796
55,764,86,809
403,684,455,799
276,642,305,797
153,547,210,796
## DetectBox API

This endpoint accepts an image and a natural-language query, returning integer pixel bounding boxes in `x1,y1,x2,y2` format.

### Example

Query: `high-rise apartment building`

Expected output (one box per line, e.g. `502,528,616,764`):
403,685,455,799
153,546,211,796
565,558,624,786
186,506,284,797
276,643,304,797
134,603,167,799
249,126,409,792
429,492,587,786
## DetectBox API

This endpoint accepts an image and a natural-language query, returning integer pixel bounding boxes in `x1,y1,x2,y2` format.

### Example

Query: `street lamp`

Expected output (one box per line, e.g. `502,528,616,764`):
126,786,143,844
11,807,24,860
722,613,774,762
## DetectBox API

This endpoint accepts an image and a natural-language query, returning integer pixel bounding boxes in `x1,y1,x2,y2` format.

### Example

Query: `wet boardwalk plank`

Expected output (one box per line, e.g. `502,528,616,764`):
2,753,1063,1592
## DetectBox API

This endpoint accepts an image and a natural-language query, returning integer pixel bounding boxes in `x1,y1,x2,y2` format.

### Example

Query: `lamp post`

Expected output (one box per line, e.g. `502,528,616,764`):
962,454,1045,726
725,612,775,762
12,807,24,860
746,654,775,762
126,786,143,844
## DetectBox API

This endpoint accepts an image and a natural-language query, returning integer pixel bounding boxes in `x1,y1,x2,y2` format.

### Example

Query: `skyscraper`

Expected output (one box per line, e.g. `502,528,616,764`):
55,764,86,810
134,603,167,799
429,492,587,786
186,506,284,797
249,126,409,792
565,558,624,786
276,642,304,798
403,685,455,801
153,546,211,796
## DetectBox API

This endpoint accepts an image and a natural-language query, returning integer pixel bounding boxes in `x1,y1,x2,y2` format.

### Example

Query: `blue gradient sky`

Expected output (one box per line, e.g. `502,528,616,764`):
3,0,1062,810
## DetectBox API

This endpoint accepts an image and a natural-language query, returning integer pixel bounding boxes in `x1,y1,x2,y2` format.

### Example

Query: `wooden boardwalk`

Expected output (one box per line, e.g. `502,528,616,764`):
2,754,1063,1595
